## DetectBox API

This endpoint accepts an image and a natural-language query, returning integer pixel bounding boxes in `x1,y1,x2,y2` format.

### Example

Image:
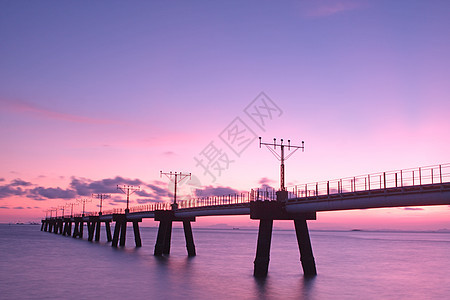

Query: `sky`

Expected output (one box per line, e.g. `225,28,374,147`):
1,0,449,230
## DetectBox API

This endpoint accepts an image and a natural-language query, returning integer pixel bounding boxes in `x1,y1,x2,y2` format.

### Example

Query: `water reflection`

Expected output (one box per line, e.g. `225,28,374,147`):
253,274,317,299
300,276,317,298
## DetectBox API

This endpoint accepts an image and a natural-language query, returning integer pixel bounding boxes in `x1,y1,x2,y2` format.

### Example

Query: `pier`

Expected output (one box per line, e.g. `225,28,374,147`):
41,163,450,277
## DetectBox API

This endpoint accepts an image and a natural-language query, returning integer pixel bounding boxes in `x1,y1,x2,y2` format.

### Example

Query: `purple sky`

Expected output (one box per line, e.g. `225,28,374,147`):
1,0,449,229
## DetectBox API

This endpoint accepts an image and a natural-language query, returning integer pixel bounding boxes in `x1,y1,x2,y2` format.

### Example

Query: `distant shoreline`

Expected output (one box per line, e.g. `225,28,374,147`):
1,223,448,234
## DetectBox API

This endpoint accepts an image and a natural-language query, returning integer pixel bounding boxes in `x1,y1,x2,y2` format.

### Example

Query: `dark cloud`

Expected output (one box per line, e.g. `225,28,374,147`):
29,187,76,199
0,178,4,182
129,182,168,202
0,176,170,205
112,199,127,204
0,206,9,209
136,198,162,204
13,206,24,209
0,185,26,198
146,183,168,197
70,176,144,196
135,190,154,198
195,186,240,197
10,179,32,186
402,207,424,211
0,178,38,199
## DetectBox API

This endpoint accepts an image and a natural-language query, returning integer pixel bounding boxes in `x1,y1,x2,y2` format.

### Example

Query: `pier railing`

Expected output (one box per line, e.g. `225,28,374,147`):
288,163,450,198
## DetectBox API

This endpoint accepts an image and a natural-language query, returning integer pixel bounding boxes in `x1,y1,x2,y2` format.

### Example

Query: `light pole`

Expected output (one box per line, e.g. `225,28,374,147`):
160,171,191,209
77,199,91,217
117,185,140,213
92,194,111,215
259,137,304,200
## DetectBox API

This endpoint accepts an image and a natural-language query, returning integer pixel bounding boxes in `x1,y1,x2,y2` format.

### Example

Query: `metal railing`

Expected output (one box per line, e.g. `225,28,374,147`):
288,163,450,199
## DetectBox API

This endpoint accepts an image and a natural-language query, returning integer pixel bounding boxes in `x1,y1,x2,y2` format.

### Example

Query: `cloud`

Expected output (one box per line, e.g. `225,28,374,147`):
0,98,121,125
136,198,163,204
13,206,24,209
0,176,173,204
195,186,240,197
402,207,424,211
28,187,76,200
146,183,168,198
70,176,144,196
303,0,367,18
0,185,27,198
0,178,4,182
0,206,9,209
259,177,276,185
111,199,127,204
10,179,33,186
162,151,176,156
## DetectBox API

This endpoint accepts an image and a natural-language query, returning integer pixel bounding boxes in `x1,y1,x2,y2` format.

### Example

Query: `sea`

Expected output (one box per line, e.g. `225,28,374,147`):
1,224,449,299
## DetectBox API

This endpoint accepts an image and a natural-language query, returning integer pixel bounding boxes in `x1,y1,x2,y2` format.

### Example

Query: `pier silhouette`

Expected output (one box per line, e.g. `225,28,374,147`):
41,163,450,277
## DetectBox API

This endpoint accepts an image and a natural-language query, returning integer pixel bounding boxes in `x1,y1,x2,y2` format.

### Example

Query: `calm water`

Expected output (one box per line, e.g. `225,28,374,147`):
1,224,449,299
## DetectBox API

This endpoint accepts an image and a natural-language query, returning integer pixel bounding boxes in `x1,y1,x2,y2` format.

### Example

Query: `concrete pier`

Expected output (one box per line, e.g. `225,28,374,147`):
133,221,142,247
253,219,273,277
154,210,196,256
250,200,316,277
183,220,196,256
72,217,83,239
154,219,171,255
87,219,96,241
62,218,72,236
105,221,112,242
111,213,142,247
294,219,317,276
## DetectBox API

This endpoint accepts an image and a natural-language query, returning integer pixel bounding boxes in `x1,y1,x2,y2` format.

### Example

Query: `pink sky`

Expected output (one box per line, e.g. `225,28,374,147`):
1,1,449,229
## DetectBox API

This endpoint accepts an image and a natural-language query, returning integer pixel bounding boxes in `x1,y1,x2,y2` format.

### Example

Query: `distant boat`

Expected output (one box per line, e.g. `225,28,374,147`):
351,229,362,231
233,227,240,230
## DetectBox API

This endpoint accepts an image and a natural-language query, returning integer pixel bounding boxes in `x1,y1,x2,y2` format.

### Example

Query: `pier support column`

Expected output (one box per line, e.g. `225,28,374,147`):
62,219,72,236
294,219,317,277
87,221,95,241
162,221,172,254
154,220,170,256
253,219,273,277
105,221,112,242
133,221,142,247
95,220,101,241
53,220,58,234
112,220,121,247
72,218,83,238
119,220,127,247
40,221,44,231
58,220,64,234
183,220,196,256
